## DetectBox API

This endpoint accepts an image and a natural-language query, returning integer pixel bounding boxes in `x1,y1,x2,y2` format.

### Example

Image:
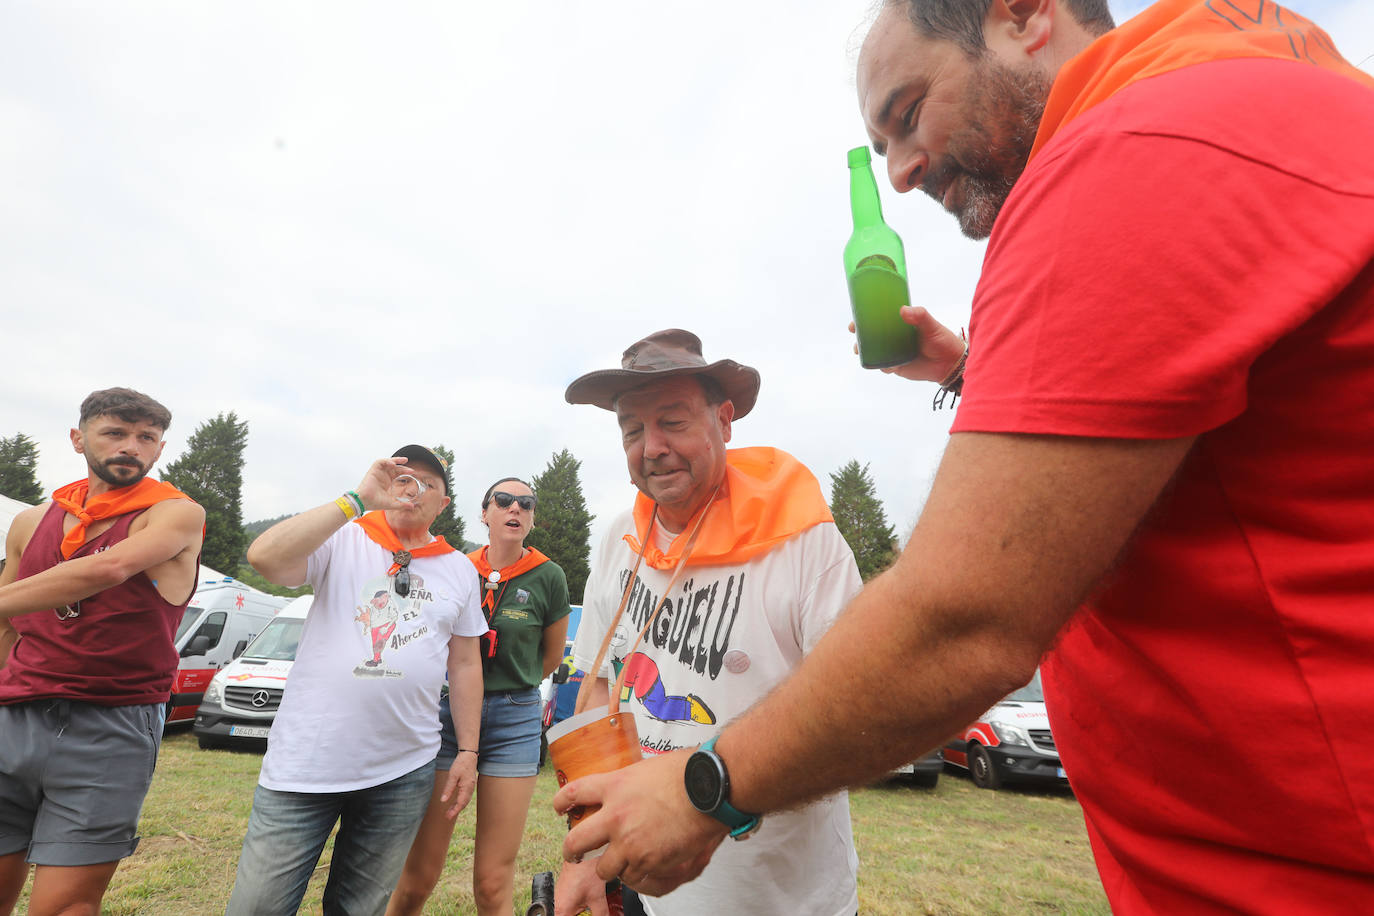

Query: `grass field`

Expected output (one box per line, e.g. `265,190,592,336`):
15,730,1108,915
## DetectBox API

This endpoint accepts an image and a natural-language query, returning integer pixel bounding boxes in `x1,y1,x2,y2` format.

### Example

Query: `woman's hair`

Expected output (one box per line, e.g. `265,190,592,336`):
481,476,535,510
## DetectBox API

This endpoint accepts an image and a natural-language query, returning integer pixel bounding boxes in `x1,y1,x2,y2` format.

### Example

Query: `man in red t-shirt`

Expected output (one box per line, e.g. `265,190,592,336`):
552,1,1374,911
0,388,204,916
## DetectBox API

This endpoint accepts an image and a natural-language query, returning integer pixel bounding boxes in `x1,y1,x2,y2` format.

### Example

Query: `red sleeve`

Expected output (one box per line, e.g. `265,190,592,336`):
952,59,1374,439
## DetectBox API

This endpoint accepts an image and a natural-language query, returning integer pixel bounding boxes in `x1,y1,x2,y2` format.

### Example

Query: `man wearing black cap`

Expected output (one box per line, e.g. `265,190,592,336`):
554,330,864,916
225,447,488,916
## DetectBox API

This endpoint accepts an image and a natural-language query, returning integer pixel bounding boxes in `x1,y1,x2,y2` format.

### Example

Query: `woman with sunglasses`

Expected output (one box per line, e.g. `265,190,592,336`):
388,477,572,916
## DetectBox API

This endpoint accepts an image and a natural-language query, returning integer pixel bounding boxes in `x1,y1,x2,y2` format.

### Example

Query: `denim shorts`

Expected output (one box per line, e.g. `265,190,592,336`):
436,687,542,777
0,699,164,866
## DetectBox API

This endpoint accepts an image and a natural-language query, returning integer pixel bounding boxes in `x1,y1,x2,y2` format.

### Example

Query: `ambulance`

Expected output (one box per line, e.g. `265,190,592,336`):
192,595,311,748
167,571,289,725
943,669,1067,789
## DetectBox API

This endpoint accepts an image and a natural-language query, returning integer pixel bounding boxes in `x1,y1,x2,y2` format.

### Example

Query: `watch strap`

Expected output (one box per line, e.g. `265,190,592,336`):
699,736,761,838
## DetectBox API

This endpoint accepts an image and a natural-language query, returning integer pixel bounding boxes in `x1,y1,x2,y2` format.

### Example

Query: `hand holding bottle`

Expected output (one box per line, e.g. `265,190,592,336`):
847,306,967,382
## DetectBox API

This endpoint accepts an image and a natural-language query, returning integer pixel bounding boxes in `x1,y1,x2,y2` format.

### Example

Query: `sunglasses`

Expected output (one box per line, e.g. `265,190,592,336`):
490,491,535,511
391,550,412,598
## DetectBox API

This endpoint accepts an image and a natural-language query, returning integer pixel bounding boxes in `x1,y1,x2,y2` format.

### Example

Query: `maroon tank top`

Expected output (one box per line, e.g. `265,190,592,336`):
0,501,195,705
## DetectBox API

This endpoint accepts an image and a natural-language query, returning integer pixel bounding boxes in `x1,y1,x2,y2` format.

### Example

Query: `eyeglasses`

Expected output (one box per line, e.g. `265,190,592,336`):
490,491,536,511
390,550,412,598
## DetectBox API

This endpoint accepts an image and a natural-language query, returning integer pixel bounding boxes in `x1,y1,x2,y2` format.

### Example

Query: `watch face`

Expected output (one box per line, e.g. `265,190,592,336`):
684,752,723,812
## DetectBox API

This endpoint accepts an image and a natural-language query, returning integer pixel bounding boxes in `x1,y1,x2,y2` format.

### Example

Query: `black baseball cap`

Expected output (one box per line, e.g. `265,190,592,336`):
392,444,451,495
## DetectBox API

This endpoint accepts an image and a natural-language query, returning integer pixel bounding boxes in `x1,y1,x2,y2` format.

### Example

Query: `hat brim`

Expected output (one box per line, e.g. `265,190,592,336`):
565,360,760,419
391,444,451,495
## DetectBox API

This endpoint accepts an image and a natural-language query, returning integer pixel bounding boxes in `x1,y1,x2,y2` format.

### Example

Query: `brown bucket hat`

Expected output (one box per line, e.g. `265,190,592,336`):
564,329,761,419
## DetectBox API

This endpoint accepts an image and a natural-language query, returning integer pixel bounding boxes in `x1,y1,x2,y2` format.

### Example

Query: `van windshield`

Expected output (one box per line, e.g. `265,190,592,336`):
244,617,305,661
175,606,204,642
1006,669,1044,703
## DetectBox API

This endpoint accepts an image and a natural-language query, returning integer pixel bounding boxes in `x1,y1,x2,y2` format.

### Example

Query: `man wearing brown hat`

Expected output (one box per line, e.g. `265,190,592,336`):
554,330,863,916
225,446,487,916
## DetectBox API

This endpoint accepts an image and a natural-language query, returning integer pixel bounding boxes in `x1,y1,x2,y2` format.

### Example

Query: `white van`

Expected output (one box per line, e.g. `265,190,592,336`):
192,595,312,749
167,575,289,725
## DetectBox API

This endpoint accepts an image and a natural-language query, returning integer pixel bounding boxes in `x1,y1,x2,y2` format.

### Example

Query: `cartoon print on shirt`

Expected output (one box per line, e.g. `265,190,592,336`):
355,589,400,670
614,651,716,724
352,574,432,677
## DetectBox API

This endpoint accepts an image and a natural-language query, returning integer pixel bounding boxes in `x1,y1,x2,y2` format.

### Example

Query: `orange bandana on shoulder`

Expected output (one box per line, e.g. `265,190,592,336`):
51,477,192,559
623,447,833,570
468,546,551,611
1031,0,1374,160
354,511,456,558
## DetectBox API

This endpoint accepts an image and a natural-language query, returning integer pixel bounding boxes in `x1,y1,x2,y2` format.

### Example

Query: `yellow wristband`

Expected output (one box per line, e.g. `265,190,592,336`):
335,495,357,520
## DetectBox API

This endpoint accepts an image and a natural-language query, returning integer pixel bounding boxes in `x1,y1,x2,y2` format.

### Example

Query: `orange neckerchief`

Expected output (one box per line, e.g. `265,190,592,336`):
51,477,192,559
468,546,551,612
1030,0,1374,160
354,511,455,568
623,447,833,570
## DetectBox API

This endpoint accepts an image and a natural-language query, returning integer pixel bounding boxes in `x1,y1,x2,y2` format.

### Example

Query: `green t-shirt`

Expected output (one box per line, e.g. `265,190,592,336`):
481,559,572,693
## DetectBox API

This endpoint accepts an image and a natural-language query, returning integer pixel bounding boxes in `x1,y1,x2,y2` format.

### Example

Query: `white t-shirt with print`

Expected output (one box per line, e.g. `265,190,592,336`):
572,509,863,916
259,522,487,793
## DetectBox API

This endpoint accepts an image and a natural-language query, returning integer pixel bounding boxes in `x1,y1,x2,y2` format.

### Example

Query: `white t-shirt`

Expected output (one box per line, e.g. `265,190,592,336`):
259,522,487,792
573,509,863,916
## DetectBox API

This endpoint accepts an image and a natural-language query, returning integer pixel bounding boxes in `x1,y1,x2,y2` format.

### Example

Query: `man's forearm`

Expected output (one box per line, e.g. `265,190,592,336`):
0,549,145,620
716,432,1196,814
717,560,1038,812
247,503,350,586
447,638,484,752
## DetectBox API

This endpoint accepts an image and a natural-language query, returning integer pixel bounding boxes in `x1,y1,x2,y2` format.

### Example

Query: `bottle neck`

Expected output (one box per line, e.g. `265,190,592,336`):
849,163,885,228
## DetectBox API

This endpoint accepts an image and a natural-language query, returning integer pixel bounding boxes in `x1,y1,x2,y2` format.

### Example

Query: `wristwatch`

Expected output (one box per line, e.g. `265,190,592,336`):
684,736,762,839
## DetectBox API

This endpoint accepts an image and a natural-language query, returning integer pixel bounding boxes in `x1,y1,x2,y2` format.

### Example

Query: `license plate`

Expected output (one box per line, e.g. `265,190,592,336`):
1056,767,1066,779
230,725,271,739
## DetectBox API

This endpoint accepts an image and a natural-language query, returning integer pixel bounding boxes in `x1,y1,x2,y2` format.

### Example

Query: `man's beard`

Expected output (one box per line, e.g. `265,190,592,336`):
91,456,150,488
924,57,1052,240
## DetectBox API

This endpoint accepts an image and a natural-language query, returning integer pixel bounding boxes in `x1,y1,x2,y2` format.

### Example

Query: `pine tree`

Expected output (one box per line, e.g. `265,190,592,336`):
428,444,467,549
162,413,250,574
0,433,44,504
525,449,595,602
828,460,898,581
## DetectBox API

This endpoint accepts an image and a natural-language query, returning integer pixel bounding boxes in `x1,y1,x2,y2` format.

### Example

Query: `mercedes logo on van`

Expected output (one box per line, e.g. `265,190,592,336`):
251,690,271,708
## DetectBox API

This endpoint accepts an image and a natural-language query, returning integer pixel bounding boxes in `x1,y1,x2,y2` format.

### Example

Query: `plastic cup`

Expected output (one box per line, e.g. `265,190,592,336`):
547,705,642,839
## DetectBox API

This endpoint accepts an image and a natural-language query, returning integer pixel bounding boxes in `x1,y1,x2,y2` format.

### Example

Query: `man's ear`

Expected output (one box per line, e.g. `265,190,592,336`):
986,0,1053,56
716,400,735,444
70,427,84,455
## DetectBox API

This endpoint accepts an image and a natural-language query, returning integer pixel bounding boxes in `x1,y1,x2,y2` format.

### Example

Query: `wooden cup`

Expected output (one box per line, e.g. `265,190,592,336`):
547,705,642,833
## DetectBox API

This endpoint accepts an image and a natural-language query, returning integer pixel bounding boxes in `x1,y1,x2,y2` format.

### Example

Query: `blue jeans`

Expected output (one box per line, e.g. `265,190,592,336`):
225,761,435,916
436,687,543,777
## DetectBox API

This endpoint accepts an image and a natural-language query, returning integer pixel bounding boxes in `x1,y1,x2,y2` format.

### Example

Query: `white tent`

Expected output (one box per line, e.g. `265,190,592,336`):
0,494,34,546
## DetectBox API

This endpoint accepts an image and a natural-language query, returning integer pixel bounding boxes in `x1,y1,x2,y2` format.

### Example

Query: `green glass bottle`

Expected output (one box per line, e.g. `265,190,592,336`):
844,146,920,369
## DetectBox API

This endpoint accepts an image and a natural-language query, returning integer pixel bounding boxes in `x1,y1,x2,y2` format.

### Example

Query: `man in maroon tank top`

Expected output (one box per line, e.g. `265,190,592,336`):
0,388,204,916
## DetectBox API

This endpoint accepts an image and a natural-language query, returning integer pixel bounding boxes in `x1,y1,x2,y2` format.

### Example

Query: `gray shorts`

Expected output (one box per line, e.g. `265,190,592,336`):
0,699,164,866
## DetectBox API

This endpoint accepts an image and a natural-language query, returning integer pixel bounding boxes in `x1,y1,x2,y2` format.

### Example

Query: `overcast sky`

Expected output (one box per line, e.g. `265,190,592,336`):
4,0,1372,551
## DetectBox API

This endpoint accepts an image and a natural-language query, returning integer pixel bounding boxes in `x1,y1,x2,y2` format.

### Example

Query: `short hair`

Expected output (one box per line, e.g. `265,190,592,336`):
79,387,172,432
888,0,1115,56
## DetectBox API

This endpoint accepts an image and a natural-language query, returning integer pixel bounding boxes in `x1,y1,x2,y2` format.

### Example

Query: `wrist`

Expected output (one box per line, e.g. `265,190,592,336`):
684,736,762,840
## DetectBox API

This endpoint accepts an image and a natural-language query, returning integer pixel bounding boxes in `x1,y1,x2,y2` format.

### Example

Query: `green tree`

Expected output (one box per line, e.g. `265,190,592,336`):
428,444,467,549
828,460,898,581
162,413,250,574
234,562,312,599
525,449,594,602
0,433,44,504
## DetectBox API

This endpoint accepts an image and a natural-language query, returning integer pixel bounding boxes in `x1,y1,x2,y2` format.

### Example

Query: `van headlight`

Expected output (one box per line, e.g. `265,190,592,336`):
991,722,1029,747
204,671,227,705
